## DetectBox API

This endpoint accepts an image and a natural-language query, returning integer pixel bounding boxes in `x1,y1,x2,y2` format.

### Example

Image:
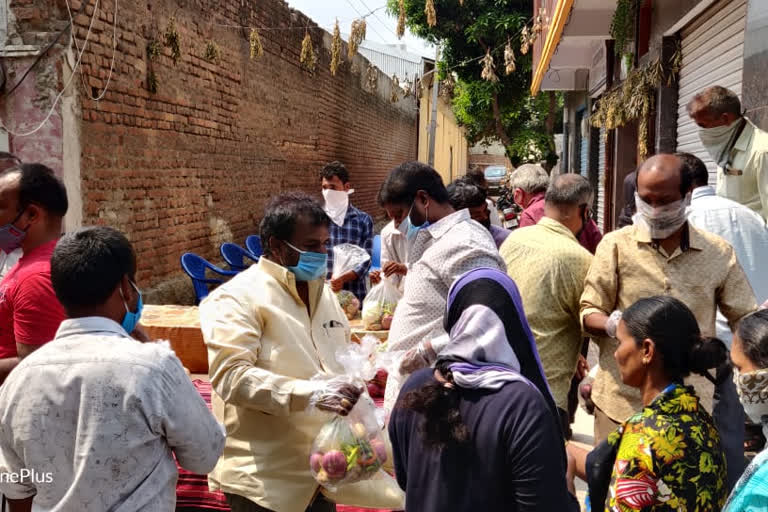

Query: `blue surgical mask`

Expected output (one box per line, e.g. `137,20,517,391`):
406,202,429,240
0,211,27,254
120,281,143,334
283,241,328,281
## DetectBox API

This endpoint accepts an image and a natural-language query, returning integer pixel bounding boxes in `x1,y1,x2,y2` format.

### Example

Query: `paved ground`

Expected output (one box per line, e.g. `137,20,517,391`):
572,406,593,509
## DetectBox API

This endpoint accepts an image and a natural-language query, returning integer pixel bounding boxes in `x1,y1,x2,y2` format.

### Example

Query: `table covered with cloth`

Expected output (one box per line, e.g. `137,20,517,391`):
176,379,394,512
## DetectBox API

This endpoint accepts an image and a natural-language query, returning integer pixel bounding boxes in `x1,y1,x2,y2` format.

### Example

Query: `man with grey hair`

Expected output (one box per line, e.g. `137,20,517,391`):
509,163,603,253
688,85,768,222
500,173,594,437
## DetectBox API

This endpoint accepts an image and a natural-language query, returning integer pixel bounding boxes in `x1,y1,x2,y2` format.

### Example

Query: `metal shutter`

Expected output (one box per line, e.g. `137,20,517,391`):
676,0,747,185
598,128,606,232
580,136,589,177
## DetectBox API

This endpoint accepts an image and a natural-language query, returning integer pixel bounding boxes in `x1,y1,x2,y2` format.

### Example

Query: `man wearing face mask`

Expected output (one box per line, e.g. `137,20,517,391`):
0,163,68,385
446,178,511,248
580,154,757,485
369,192,409,292
499,174,594,438
200,193,362,512
379,162,505,412
510,163,604,254
0,154,22,279
0,226,225,511
320,161,373,303
688,86,768,222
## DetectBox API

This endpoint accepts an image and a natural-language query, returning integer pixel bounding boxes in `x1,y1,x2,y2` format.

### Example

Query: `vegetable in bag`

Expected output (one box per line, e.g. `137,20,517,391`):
331,244,370,320
361,278,402,331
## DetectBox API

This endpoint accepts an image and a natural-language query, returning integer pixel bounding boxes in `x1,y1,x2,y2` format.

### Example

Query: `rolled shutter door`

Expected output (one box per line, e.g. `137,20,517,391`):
598,128,606,232
676,0,747,185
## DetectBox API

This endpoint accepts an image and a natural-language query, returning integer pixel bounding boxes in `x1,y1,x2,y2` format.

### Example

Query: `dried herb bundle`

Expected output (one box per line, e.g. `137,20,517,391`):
504,40,516,75
520,26,530,55
300,31,316,72
365,64,378,92
425,0,437,28
397,0,406,38
249,28,263,59
480,50,498,83
331,19,342,76
349,19,367,58
390,75,400,103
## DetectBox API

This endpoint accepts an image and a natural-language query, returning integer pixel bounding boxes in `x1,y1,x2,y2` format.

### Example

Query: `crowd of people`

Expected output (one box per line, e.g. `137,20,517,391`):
0,84,765,512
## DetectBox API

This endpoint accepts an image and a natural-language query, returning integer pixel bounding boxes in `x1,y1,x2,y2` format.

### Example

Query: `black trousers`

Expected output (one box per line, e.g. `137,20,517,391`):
225,493,336,512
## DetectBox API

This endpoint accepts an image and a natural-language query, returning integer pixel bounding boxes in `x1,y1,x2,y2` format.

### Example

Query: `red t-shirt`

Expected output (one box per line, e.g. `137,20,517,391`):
0,239,66,359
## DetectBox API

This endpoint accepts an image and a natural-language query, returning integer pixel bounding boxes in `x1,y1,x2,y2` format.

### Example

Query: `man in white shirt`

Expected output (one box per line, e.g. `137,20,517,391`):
201,193,363,512
681,152,768,488
688,86,768,221
0,226,225,511
369,197,408,292
378,162,506,411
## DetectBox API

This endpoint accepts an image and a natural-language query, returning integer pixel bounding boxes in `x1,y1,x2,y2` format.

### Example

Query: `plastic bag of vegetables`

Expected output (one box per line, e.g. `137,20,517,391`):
361,277,401,330
308,338,391,492
331,244,370,319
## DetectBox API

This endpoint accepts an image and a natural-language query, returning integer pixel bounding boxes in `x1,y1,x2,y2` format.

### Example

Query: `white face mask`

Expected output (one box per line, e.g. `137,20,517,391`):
322,188,352,227
735,368,768,426
632,192,691,240
698,118,742,167
396,217,409,235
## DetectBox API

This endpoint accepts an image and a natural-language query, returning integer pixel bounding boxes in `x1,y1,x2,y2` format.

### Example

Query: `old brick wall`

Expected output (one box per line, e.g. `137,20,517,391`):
7,0,417,302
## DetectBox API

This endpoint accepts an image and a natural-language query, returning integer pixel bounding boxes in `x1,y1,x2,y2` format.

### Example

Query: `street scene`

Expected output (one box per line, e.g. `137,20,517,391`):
1,0,768,510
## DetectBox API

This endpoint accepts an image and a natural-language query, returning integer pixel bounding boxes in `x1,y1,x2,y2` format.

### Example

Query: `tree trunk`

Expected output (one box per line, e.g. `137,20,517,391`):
492,92,512,148
546,91,556,135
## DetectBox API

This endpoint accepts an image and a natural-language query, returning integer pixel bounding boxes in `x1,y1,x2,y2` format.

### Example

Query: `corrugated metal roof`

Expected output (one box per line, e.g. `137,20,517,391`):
358,40,430,81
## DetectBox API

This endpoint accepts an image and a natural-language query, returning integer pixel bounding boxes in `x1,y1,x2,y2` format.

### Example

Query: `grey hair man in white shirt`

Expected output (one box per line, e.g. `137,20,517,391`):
0,226,225,512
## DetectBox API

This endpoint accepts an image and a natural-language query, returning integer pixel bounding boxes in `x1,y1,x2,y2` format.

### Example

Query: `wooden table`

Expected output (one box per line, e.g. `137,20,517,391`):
349,318,390,344
140,305,208,374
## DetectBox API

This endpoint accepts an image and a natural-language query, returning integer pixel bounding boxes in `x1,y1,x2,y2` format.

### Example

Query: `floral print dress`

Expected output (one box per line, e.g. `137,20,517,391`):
603,384,727,511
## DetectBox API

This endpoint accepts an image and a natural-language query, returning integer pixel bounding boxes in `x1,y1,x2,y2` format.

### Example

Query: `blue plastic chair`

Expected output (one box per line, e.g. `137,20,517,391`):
220,243,259,271
245,235,263,258
180,253,239,304
371,234,382,270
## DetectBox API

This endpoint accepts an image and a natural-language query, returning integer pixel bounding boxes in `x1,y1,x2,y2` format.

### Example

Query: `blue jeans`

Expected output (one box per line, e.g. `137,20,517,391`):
713,367,747,492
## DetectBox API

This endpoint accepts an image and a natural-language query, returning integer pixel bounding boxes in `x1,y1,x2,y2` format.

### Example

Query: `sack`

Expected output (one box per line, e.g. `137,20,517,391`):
309,338,393,492
332,244,370,278
361,278,402,331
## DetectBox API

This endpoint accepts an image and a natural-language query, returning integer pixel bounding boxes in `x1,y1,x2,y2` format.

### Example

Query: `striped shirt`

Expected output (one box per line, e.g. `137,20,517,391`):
327,205,374,301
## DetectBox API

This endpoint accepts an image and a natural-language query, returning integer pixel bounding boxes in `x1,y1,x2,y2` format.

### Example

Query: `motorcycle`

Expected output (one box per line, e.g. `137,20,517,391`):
495,182,522,230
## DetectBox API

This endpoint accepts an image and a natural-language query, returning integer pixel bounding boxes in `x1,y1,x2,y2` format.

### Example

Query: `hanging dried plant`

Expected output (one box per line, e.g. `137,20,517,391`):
480,50,498,83
504,39,516,75
300,31,316,72
349,19,367,58
164,17,182,65
390,74,400,103
425,0,437,27
204,40,220,62
330,19,342,76
520,26,530,55
533,13,543,34
249,28,263,59
396,0,406,38
365,64,378,92
439,73,455,99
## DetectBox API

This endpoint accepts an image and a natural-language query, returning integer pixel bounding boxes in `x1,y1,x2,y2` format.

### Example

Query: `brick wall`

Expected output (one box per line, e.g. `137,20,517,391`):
7,0,417,301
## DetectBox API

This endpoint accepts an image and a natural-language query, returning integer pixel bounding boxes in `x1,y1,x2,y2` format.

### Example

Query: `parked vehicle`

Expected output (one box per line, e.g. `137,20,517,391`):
483,165,507,196
496,190,521,230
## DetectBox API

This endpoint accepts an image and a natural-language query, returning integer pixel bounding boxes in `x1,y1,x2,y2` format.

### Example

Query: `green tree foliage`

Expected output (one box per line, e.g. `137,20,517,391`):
388,0,562,166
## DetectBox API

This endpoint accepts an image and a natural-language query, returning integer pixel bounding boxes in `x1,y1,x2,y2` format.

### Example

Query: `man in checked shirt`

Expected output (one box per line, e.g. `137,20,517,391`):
320,161,373,303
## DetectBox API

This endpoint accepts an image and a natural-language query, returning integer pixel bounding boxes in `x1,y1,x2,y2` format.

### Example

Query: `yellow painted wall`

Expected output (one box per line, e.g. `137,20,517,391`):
418,83,469,186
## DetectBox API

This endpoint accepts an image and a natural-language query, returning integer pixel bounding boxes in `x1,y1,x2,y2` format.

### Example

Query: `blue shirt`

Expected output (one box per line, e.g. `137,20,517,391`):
688,186,768,345
326,205,373,301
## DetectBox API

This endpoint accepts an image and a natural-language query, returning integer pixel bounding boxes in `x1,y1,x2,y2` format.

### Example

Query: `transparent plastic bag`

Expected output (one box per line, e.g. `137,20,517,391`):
361,277,402,331
332,243,370,278
308,338,393,491
336,290,360,321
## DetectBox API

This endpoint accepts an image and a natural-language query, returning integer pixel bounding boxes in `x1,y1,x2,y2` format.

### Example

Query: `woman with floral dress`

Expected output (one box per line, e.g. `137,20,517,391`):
567,296,729,511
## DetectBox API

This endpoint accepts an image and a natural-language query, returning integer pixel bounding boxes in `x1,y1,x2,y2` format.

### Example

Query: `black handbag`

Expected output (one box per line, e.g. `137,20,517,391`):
586,435,620,510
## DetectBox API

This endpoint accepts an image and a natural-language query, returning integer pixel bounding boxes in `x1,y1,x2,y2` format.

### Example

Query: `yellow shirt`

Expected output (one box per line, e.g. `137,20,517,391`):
717,119,768,222
580,223,757,423
200,258,351,512
499,217,593,411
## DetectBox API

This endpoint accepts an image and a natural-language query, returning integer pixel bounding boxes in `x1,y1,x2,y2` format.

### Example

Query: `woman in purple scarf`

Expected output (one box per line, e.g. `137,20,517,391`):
388,268,579,512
